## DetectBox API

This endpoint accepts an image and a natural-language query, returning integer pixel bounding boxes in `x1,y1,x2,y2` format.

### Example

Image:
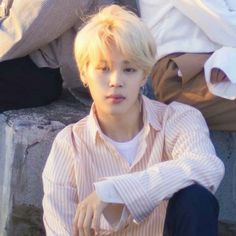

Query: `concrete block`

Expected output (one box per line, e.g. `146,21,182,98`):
0,91,89,235
0,92,235,235
211,131,236,223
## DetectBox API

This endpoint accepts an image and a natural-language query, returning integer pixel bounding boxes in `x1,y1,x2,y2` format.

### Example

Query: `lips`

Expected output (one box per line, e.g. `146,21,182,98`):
106,94,125,103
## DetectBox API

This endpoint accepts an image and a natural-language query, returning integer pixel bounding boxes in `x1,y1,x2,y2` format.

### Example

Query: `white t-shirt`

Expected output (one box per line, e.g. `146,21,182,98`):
104,129,143,165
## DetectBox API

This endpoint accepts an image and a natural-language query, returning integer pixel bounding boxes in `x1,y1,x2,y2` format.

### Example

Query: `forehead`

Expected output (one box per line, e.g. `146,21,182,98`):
89,45,134,65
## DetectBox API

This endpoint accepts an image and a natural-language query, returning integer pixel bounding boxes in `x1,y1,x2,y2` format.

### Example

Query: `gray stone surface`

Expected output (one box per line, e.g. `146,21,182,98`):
0,91,235,235
211,132,236,223
0,91,89,235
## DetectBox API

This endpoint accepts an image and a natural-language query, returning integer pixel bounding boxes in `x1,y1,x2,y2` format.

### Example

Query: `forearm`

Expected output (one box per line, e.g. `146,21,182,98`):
102,152,223,223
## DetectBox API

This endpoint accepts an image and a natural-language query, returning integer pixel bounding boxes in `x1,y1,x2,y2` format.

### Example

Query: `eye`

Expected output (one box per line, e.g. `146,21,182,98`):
124,67,136,73
96,66,110,72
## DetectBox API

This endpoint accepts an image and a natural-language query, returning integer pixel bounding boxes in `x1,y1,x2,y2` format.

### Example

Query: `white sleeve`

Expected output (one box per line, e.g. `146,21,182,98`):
172,0,236,46
204,46,236,100
94,180,132,232
94,180,124,204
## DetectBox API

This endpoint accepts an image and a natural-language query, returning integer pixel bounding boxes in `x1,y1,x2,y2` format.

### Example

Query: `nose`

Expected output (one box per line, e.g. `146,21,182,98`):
109,71,124,87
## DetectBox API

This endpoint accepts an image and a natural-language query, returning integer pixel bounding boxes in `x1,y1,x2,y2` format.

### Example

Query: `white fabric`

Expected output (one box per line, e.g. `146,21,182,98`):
139,0,236,99
104,129,143,165
204,47,236,100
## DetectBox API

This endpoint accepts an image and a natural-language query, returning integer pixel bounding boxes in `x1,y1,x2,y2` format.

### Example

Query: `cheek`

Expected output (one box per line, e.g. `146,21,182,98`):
88,80,105,92
88,81,104,100
128,78,145,90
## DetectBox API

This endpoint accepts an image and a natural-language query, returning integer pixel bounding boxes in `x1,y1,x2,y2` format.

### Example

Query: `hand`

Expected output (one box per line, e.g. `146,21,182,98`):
210,68,229,84
73,191,108,236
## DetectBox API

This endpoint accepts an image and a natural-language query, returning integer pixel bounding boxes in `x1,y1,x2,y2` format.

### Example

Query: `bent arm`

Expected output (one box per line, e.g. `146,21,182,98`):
96,106,225,222
172,0,236,47
42,129,77,235
0,0,93,61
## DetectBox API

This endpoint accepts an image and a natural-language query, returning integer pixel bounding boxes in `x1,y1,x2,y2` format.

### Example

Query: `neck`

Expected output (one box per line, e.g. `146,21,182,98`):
96,102,143,142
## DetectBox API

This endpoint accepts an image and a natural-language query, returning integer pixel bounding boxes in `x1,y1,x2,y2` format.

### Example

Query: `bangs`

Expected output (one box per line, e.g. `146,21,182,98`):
74,5,157,75
86,25,154,71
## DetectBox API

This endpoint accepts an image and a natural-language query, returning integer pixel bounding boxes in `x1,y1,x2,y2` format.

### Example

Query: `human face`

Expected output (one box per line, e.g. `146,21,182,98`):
82,46,147,118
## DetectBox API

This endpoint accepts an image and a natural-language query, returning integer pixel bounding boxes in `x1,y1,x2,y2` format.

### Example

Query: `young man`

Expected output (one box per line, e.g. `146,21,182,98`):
42,5,224,236
130,0,236,131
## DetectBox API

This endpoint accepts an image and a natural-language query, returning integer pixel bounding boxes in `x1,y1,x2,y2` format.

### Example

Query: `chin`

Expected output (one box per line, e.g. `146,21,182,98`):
106,107,127,116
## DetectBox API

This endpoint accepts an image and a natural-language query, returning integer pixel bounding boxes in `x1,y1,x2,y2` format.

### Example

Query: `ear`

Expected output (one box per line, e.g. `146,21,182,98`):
140,74,148,87
80,70,87,84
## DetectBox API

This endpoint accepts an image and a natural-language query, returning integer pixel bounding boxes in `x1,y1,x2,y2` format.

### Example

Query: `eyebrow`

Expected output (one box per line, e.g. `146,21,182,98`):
97,60,132,65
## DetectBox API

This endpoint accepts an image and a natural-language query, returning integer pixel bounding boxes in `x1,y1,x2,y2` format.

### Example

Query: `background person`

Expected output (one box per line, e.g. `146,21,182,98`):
0,0,109,111
130,0,236,131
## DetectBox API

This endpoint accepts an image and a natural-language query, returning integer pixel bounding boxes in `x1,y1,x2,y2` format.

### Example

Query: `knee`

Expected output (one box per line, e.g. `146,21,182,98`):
168,184,219,219
164,184,219,236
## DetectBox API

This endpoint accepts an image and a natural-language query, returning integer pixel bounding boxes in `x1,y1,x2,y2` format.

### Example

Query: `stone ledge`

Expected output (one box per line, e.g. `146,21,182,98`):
0,92,235,235
0,90,89,235
210,132,236,223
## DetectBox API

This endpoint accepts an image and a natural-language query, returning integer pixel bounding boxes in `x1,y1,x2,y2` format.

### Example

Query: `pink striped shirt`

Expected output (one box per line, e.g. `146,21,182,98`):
42,95,224,235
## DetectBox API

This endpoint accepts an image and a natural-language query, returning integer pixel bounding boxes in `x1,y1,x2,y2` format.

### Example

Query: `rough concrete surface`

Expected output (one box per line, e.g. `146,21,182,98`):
211,131,236,235
0,91,235,235
0,91,89,235
211,132,236,223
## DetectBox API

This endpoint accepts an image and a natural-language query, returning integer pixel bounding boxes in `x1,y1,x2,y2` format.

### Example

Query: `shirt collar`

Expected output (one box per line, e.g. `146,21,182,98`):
87,96,162,145
142,95,162,131
87,103,103,145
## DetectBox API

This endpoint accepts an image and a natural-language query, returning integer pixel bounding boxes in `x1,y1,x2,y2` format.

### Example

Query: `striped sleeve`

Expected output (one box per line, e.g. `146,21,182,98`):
42,127,77,236
109,104,225,222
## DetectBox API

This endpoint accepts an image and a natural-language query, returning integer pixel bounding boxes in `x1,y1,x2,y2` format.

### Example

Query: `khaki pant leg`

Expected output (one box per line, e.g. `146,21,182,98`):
151,53,236,131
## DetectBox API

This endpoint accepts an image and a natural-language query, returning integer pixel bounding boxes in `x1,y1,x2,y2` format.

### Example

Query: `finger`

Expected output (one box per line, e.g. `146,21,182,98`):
78,210,86,230
83,207,94,236
92,209,103,235
211,68,218,77
220,73,229,82
79,226,95,236
217,70,225,82
80,228,95,236
211,68,229,84
79,227,85,236
210,68,219,84
73,206,81,236
73,207,86,236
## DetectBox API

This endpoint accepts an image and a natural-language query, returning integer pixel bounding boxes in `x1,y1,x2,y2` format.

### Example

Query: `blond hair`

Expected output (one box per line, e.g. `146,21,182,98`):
74,5,156,76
